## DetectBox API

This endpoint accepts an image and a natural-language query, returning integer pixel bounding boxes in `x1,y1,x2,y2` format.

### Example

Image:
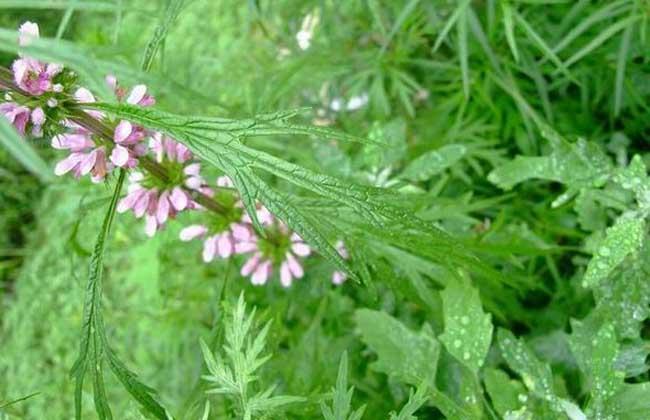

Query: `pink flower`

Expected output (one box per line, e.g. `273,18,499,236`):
112,120,147,167
13,22,62,96
180,222,251,262
331,240,349,285
52,128,110,183
18,21,39,47
117,137,202,236
0,102,31,135
12,58,62,96
150,132,192,163
107,76,156,107
235,208,312,287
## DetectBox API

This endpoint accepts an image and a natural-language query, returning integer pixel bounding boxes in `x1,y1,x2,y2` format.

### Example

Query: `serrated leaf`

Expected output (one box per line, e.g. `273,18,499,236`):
605,383,650,420
401,144,467,182
439,278,492,373
583,217,645,288
483,368,526,416
355,309,439,386
497,329,563,414
0,115,53,183
388,384,429,420
487,139,610,191
568,321,623,417
321,351,365,420
614,154,650,210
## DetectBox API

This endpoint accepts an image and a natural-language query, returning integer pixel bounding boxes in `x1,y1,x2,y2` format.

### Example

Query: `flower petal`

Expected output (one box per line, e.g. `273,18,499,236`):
332,271,347,285
285,252,304,278
291,242,311,257
241,253,260,276
280,262,292,287
202,236,218,263
54,153,84,176
114,120,132,143
126,84,147,105
252,261,271,285
79,149,98,175
170,186,188,211
110,144,130,167
18,21,39,46
217,234,233,258
179,225,208,241
144,214,158,237
156,191,170,224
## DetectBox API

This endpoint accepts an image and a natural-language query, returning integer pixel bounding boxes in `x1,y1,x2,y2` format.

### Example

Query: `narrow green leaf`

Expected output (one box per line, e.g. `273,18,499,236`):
514,12,575,81
614,24,633,116
432,0,469,52
457,2,470,98
379,0,421,56
561,15,640,70
0,0,127,11
502,2,519,62
140,0,187,72
70,170,125,420
0,116,53,182
389,384,429,420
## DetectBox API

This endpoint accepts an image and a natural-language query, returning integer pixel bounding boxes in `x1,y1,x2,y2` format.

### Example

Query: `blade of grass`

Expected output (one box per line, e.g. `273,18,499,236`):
457,1,470,98
501,1,519,62
560,15,639,70
614,23,633,117
0,114,54,183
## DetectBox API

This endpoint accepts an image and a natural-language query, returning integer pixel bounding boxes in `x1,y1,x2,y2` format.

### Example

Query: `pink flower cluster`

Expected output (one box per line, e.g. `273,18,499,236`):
1,22,61,137
52,82,155,182
117,135,205,236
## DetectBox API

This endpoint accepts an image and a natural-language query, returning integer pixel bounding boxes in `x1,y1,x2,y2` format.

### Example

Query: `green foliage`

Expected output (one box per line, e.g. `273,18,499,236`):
1,0,650,419
201,294,304,419
320,352,365,420
355,309,439,387
439,277,492,374
0,115,53,182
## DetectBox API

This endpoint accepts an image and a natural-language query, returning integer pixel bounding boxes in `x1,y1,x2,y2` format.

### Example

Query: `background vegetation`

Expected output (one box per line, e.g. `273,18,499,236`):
1,0,649,419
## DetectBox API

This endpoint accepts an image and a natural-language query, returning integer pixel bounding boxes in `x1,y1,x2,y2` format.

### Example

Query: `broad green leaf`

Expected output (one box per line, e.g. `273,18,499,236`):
439,278,492,373
354,309,439,386
614,155,650,210
497,329,564,415
483,368,526,416
0,116,53,182
593,250,650,338
429,389,476,420
568,321,623,417
401,144,467,182
583,217,645,288
605,383,650,420
487,139,610,192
